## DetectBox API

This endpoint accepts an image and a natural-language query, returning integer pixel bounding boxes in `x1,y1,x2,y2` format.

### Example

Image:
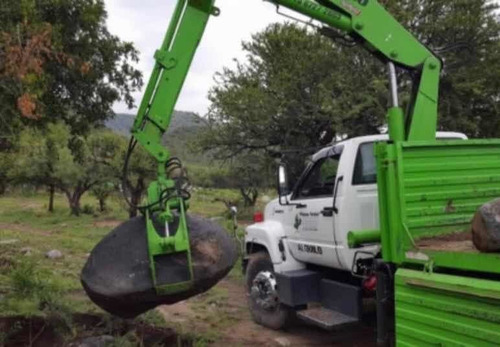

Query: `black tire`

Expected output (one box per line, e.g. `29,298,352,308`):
245,252,293,330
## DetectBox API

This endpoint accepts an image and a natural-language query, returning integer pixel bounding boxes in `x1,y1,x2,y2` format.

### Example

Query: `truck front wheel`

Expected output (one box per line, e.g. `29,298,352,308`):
246,252,293,330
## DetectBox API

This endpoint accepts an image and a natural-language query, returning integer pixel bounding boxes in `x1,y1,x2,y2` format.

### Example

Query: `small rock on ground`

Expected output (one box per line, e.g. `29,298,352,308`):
20,247,32,256
274,337,291,346
46,249,63,259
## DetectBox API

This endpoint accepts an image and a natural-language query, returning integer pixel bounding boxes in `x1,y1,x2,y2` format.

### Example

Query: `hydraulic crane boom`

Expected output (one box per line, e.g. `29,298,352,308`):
127,0,442,294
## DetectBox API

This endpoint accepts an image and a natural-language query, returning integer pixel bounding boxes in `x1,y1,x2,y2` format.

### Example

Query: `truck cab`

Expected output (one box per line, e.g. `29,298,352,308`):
243,132,467,330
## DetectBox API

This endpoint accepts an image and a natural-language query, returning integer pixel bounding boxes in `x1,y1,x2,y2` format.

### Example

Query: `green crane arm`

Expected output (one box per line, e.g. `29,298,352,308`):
128,0,441,294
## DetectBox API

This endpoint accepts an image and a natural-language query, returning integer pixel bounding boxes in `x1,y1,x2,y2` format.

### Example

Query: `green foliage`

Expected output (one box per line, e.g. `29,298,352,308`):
198,23,387,180
122,141,156,217
81,204,95,215
0,0,143,137
4,258,65,316
9,124,126,215
10,260,46,298
9,122,68,187
381,0,500,138
187,164,232,188
200,1,500,184
0,152,13,194
134,310,166,328
90,183,115,212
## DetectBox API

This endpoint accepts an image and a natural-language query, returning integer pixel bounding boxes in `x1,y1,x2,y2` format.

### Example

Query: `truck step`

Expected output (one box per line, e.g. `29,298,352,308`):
297,307,359,330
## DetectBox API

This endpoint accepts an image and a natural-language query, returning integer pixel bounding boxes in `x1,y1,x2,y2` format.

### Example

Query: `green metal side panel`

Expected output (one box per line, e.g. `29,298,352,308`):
401,140,500,238
396,269,500,346
377,140,500,274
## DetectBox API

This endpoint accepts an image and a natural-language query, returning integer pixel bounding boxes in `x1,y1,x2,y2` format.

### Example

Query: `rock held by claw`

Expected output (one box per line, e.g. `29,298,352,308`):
81,215,237,318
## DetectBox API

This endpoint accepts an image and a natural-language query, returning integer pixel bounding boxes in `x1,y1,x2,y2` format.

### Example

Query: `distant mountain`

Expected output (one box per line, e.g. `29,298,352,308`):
106,111,206,137
106,111,208,163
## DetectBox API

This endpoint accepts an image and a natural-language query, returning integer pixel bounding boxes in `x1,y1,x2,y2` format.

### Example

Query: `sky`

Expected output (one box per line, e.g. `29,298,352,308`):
105,0,288,116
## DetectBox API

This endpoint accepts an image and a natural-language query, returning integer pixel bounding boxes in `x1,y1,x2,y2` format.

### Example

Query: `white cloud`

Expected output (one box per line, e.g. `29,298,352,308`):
106,0,286,116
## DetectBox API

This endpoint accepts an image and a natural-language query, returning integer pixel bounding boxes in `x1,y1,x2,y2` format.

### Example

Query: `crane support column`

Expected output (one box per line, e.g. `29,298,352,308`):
130,0,218,295
132,0,217,163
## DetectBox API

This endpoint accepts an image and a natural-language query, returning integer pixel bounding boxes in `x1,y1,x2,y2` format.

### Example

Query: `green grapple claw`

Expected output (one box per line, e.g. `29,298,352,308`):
146,196,193,295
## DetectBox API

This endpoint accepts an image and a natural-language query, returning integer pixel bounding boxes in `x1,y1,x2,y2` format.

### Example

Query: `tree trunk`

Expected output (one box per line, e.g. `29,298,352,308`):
48,185,55,212
65,189,84,216
129,192,140,218
99,198,105,212
70,196,81,216
240,187,258,207
128,178,145,218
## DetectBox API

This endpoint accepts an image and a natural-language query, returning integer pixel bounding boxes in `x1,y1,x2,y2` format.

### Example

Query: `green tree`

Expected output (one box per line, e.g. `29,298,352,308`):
0,0,142,143
200,1,500,184
91,182,115,212
0,152,13,195
122,144,156,218
381,0,500,137
10,124,124,215
9,123,70,211
198,23,386,180
226,154,274,207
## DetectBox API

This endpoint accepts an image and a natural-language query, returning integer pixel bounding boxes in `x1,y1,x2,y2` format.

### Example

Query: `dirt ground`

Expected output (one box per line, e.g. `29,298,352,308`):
159,278,377,347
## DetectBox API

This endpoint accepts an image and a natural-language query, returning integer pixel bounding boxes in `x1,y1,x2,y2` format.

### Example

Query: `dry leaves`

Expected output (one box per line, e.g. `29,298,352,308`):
1,22,92,119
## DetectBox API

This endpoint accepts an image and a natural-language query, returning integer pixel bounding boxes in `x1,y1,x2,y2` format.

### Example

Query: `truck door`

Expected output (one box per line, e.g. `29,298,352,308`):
287,146,343,268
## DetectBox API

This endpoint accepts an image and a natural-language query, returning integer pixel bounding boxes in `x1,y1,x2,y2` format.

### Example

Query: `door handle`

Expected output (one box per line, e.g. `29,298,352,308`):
333,175,344,214
321,207,334,217
295,203,307,209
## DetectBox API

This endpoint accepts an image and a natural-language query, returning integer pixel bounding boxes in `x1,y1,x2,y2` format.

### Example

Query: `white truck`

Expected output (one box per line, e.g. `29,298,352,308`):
243,132,466,331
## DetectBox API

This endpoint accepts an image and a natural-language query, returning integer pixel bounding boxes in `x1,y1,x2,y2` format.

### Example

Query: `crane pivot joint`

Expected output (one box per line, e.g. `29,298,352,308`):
154,50,177,69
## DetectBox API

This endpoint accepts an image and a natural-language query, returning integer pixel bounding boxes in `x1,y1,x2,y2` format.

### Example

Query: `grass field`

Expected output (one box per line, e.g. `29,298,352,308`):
0,189,265,345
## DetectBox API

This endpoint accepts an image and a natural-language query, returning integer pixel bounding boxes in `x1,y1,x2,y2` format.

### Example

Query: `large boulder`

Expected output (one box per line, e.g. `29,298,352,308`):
81,214,237,318
471,199,500,252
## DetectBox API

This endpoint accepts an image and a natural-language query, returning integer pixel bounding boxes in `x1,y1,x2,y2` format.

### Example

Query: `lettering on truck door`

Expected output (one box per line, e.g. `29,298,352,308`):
287,146,343,268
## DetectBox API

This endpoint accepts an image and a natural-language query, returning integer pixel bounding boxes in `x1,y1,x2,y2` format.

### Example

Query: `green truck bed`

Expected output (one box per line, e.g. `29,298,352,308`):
377,139,500,274
396,269,500,346
376,140,500,345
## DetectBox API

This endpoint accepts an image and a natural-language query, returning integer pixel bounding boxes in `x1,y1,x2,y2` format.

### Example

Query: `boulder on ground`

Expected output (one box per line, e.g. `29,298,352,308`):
471,199,500,252
81,214,237,318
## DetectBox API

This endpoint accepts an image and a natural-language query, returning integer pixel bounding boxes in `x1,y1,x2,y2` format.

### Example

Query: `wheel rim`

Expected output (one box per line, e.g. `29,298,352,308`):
250,271,279,311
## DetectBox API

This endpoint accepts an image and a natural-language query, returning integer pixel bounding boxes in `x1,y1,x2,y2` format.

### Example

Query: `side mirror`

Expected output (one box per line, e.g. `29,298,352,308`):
277,164,290,197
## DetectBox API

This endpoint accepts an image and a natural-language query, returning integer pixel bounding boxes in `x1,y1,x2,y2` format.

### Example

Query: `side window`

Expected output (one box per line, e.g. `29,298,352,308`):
295,155,340,199
353,142,377,185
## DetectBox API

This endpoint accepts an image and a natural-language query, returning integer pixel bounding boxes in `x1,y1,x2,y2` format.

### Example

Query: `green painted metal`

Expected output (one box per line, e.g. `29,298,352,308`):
347,229,380,248
130,0,216,294
376,140,500,275
132,0,216,161
395,269,500,346
387,107,405,142
145,182,193,295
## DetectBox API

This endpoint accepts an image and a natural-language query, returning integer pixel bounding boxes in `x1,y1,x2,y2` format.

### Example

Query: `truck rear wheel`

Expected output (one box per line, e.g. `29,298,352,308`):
245,252,293,330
